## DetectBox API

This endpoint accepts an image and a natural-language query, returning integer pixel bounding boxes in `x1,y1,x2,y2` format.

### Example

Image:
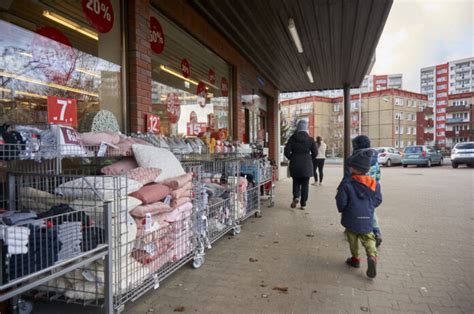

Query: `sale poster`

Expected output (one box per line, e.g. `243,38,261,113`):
166,93,181,124
146,114,160,133
47,96,77,127
187,122,207,136
181,59,190,78
197,81,207,108
149,16,165,54
82,0,115,33
221,77,229,97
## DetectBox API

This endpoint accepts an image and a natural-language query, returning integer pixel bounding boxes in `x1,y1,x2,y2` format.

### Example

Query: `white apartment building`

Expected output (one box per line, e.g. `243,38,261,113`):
279,73,403,99
419,57,473,147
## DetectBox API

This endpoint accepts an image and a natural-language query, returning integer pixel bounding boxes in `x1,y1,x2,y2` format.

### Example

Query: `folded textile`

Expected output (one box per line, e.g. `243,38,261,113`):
129,201,173,218
0,225,30,241
129,183,171,205
170,182,192,200
162,202,193,223
1,211,37,225
19,187,68,212
161,173,193,190
38,204,90,227
170,197,191,209
7,245,28,255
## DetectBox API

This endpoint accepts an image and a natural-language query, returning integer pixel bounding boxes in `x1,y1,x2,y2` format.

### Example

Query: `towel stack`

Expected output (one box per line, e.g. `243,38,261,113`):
0,225,30,255
57,222,82,260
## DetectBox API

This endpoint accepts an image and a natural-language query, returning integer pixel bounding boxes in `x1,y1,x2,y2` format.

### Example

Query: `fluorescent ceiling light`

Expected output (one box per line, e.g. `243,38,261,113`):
288,18,303,53
160,65,210,90
0,87,47,99
43,10,98,40
0,71,99,97
306,66,314,83
76,67,100,78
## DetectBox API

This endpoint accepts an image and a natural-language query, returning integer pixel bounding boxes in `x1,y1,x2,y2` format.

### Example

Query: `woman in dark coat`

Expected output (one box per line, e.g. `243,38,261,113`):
284,120,317,209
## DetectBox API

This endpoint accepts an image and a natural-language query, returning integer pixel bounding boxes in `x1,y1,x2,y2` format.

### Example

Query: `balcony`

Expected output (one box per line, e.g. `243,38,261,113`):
423,119,434,127
445,131,455,137
446,129,471,138
446,117,468,124
446,105,471,113
423,133,434,141
422,107,434,115
456,66,470,73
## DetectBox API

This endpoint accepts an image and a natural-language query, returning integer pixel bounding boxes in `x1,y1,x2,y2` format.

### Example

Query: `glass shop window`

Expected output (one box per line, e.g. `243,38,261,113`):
149,10,231,139
0,0,123,130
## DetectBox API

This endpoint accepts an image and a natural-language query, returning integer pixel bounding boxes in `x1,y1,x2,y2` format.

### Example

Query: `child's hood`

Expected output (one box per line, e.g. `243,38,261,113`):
351,175,377,199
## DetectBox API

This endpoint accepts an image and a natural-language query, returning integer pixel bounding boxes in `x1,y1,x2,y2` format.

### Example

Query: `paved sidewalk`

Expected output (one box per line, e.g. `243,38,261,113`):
121,164,472,314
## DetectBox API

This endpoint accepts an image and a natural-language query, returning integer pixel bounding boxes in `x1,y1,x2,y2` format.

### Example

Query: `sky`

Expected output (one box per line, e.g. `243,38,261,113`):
371,0,473,92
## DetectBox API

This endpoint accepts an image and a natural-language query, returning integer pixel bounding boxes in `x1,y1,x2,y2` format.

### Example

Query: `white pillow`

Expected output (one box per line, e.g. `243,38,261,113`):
132,144,185,182
50,125,87,157
55,176,142,201
69,196,142,219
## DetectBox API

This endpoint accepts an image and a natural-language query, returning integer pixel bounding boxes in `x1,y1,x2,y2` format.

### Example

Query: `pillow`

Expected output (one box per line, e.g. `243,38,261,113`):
79,132,120,146
126,167,162,185
130,201,173,218
116,138,134,156
101,158,138,175
69,196,142,222
132,144,185,182
171,197,192,209
129,183,170,204
50,125,86,157
170,182,192,200
55,176,142,201
161,173,193,190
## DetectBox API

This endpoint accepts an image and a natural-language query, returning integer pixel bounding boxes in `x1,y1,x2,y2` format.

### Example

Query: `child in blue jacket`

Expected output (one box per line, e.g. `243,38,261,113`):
337,149,382,278
343,135,383,247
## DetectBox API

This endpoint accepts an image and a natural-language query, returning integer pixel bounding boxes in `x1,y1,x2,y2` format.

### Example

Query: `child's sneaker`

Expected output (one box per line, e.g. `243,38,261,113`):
346,257,360,268
367,256,377,278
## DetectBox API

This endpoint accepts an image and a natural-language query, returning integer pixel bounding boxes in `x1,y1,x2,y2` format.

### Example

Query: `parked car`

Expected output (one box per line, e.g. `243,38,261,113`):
401,145,443,167
451,142,474,168
375,147,402,167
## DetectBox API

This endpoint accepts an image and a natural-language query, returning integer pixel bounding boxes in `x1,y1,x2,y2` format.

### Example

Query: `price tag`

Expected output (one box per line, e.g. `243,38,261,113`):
149,16,165,54
48,96,77,126
181,59,190,78
146,114,160,133
186,122,207,136
82,0,114,33
97,141,108,157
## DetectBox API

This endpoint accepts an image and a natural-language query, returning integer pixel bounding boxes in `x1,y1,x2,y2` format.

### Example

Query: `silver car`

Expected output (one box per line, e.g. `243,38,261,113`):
375,147,402,167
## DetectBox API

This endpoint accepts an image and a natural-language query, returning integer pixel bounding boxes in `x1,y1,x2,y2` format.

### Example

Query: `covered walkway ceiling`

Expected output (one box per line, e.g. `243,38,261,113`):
191,0,393,92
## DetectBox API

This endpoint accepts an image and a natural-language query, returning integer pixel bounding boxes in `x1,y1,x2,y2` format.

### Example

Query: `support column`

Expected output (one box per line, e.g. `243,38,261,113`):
128,0,152,132
343,84,351,161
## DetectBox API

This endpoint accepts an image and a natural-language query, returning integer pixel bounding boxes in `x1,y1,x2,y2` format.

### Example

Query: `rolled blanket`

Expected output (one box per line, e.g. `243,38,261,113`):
161,173,193,190
171,197,191,209
170,182,192,200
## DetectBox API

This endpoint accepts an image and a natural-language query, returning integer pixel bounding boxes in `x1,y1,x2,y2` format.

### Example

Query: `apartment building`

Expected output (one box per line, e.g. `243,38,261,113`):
445,92,473,146
279,73,403,100
280,89,427,155
420,57,474,147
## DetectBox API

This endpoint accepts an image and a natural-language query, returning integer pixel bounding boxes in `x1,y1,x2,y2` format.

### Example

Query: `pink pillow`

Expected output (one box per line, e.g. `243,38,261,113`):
129,184,171,204
170,182,192,199
171,197,192,209
162,173,193,190
130,201,173,218
165,201,193,221
116,138,134,156
127,167,162,185
101,158,138,175
80,132,121,146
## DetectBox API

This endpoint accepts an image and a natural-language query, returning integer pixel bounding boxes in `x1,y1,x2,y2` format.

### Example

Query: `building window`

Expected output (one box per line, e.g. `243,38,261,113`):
395,98,404,106
334,104,340,112
413,128,416,135
407,127,411,134
400,126,404,134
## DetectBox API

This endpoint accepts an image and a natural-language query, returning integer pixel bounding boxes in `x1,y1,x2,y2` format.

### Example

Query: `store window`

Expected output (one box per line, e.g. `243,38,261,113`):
0,0,123,129
149,10,231,139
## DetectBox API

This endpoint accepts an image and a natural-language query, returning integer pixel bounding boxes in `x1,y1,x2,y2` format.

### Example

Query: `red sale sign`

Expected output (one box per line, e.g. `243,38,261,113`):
48,96,77,127
187,122,207,136
197,81,207,108
82,0,114,33
146,114,161,133
221,77,229,97
181,59,190,78
209,69,215,85
149,16,165,54
166,93,181,124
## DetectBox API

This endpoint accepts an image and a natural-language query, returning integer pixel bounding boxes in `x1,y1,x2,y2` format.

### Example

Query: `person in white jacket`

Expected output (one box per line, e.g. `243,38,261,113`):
312,136,327,185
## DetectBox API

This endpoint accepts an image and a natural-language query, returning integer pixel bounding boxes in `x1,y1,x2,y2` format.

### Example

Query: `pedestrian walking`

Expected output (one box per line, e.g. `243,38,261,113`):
336,149,383,278
284,120,317,210
312,136,327,186
343,135,383,247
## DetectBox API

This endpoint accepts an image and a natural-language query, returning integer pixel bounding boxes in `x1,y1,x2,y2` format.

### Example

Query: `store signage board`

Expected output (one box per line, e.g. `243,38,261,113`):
186,122,207,136
82,0,114,33
221,77,228,97
146,113,160,133
181,59,190,78
209,69,215,85
32,27,76,85
197,81,206,108
149,16,165,54
166,93,181,124
48,96,77,127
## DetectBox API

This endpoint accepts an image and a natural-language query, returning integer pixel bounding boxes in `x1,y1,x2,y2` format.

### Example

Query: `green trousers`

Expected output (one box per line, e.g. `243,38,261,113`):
345,229,377,258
